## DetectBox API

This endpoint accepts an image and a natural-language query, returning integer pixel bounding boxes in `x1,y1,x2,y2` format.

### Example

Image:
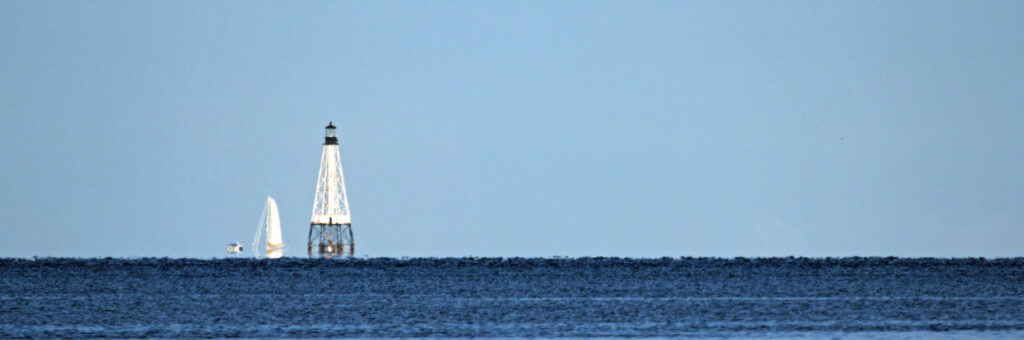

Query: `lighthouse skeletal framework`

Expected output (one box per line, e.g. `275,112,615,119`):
309,122,354,257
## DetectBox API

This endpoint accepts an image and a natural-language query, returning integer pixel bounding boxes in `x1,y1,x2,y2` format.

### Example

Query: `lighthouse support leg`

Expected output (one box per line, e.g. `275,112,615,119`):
308,223,354,257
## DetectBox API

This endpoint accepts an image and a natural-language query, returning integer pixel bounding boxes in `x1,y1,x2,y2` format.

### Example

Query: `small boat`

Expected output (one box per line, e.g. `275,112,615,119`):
226,242,244,254
252,195,285,259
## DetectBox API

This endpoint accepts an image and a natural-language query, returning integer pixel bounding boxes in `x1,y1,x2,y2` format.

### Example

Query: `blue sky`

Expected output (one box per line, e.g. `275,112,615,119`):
1,1,1022,258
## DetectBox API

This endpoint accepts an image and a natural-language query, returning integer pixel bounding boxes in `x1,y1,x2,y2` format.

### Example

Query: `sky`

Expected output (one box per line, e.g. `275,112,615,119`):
1,1,1022,258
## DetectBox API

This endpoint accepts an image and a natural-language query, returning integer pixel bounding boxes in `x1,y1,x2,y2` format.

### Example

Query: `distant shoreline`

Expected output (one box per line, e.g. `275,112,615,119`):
2,256,1020,263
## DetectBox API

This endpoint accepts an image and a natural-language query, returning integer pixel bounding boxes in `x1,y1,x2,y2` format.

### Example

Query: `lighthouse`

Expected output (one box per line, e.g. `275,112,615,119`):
308,122,354,257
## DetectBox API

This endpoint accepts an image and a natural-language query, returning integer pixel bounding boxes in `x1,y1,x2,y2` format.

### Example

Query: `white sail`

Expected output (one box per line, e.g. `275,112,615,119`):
252,195,285,259
265,196,284,259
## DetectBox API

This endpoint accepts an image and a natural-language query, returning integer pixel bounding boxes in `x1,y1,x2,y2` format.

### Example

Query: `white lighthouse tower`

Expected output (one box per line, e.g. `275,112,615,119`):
309,122,354,257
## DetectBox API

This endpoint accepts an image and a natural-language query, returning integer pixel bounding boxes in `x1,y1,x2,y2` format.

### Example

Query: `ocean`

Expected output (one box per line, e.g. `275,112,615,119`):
2,257,1023,338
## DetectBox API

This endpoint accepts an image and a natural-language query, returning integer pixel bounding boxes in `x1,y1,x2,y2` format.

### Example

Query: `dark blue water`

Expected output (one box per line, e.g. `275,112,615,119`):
2,257,1024,338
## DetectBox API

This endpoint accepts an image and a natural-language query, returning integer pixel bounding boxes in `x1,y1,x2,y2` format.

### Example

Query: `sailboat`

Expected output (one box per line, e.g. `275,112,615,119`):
252,195,285,259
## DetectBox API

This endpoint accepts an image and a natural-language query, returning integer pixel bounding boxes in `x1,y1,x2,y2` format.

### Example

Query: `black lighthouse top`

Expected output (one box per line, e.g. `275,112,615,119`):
324,122,338,145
